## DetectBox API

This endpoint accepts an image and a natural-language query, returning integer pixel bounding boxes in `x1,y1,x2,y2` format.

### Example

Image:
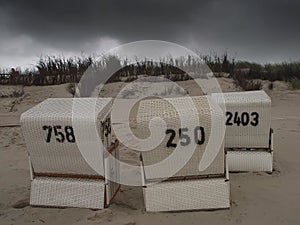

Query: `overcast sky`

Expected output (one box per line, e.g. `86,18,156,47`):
0,0,300,69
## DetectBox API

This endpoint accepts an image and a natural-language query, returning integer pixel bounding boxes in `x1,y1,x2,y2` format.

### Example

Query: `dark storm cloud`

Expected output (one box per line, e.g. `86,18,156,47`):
0,0,300,67
0,0,204,46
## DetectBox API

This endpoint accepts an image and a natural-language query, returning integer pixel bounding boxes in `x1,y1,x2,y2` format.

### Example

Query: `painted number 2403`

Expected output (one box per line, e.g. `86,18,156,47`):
226,112,259,127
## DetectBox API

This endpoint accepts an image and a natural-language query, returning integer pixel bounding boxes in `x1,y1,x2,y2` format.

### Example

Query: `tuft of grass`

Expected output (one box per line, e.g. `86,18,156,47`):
66,83,76,97
289,77,300,89
233,72,262,91
268,82,274,90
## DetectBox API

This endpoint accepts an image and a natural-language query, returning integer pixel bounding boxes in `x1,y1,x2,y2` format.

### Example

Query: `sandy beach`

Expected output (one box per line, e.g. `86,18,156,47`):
0,78,299,225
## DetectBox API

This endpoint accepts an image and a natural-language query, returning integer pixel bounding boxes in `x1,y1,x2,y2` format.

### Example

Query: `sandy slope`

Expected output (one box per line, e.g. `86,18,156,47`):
0,79,299,225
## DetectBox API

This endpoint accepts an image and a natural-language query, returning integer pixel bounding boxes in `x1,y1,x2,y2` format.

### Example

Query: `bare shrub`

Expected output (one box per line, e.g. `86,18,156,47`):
66,83,76,97
233,72,262,91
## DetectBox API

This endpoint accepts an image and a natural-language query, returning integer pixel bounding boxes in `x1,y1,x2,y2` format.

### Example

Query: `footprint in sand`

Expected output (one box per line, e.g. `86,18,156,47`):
87,209,114,222
12,198,29,209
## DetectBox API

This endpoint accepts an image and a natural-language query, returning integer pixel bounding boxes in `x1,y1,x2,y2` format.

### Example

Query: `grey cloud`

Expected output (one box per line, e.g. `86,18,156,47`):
0,0,300,67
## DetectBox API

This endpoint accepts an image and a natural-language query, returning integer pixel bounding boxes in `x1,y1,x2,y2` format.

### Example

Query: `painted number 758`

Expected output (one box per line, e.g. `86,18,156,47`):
42,125,76,143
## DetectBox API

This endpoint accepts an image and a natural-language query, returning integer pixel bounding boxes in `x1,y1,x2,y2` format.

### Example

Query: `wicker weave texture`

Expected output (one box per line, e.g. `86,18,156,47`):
211,91,271,148
143,176,230,212
137,96,225,180
227,150,273,172
30,177,105,209
29,142,120,209
21,98,112,175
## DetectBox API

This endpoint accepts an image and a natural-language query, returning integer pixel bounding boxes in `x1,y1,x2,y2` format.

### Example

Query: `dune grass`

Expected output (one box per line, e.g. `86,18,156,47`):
289,77,300,89
1,53,300,92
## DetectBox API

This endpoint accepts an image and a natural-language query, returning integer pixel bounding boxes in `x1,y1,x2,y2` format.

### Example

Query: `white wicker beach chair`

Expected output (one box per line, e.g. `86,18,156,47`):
211,91,273,172
21,98,120,209
137,96,230,211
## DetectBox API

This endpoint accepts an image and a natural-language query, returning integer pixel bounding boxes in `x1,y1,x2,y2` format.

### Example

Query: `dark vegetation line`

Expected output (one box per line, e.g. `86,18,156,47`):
1,53,300,91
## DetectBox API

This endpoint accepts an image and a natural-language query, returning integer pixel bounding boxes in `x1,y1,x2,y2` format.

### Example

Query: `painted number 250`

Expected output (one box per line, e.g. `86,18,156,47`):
43,125,76,143
165,126,205,148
